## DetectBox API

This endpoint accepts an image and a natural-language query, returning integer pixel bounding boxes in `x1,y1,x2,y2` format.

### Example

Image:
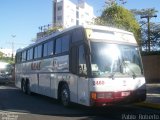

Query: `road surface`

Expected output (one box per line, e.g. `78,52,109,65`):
0,84,160,120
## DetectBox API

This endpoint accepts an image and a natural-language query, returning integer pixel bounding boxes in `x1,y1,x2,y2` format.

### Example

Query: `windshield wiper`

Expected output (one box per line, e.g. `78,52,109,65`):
108,57,122,80
121,58,136,79
108,58,137,79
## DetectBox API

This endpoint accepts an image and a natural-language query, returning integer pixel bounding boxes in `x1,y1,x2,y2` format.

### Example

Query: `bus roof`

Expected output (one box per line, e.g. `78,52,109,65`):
16,25,136,52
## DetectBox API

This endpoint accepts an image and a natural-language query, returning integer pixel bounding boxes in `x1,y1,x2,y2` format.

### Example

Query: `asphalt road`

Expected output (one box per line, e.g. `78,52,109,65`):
0,84,160,120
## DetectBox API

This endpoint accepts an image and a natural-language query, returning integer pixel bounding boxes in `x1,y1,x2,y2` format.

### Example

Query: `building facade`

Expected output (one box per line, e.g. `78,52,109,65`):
53,0,95,28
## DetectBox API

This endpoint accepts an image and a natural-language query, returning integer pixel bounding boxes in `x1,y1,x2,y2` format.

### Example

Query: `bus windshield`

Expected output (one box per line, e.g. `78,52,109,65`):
90,42,143,78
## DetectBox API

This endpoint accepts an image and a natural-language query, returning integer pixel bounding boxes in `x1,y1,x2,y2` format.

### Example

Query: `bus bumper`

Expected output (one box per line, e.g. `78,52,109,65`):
90,88,146,107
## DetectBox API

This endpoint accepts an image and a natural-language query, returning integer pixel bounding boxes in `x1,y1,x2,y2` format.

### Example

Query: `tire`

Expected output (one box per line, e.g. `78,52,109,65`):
21,80,26,93
61,84,70,107
26,80,31,95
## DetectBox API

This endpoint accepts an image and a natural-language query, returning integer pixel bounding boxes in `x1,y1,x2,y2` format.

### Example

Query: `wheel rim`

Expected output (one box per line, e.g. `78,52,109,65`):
61,89,69,106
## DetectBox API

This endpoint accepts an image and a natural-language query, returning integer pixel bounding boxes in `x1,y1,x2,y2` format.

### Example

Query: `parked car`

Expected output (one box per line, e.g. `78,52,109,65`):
0,62,13,84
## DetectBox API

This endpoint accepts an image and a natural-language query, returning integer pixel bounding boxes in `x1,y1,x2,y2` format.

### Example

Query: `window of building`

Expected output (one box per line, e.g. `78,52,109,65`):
76,11,79,18
85,12,89,16
76,20,79,25
57,16,62,21
57,6,62,11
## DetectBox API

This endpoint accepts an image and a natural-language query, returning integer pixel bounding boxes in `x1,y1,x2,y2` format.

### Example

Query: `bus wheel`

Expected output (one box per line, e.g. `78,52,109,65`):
61,84,70,107
26,80,31,95
21,80,26,93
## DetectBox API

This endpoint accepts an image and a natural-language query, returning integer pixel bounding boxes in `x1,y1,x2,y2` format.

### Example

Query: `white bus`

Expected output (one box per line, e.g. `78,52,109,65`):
15,25,146,107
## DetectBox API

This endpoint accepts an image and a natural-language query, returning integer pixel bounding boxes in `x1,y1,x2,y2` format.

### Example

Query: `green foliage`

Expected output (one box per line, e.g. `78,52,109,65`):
131,8,158,17
105,0,127,7
0,51,3,58
0,57,14,64
94,4,140,44
46,26,63,34
131,8,159,52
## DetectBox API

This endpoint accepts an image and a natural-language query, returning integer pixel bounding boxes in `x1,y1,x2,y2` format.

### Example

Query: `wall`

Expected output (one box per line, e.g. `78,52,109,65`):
142,55,160,83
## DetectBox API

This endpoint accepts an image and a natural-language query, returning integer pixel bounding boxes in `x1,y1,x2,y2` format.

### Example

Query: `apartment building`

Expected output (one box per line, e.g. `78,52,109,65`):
53,0,95,28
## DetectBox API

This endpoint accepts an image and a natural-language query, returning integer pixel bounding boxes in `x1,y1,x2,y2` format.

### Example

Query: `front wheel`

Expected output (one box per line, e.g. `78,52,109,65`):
61,84,70,107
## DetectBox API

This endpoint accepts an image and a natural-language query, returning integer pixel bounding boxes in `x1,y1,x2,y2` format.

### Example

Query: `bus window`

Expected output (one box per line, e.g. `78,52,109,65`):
48,41,54,56
22,51,26,62
16,52,22,63
43,41,54,57
55,37,61,54
43,43,48,57
34,44,42,59
62,35,69,52
27,48,33,60
55,35,70,54
70,46,78,74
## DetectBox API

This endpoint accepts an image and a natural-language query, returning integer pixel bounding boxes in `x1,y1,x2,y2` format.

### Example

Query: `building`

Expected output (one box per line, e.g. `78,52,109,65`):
53,0,95,28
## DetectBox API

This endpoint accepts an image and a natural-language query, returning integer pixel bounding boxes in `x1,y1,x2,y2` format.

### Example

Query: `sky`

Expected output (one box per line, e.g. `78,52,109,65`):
0,0,159,52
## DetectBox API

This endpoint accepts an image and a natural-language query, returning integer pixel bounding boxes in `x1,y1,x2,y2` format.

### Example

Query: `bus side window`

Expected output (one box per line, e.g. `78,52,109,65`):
16,52,22,63
22,51,26,62
78,45,87,76
70,46,78,74
27,48,33,61
34,44,42,59
55,35,70,54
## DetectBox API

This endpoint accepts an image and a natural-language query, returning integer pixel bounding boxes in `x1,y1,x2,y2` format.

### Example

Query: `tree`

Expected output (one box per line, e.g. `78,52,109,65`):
105,0,127,7
0,51,3,58
94,4,140,43
131,8,159,51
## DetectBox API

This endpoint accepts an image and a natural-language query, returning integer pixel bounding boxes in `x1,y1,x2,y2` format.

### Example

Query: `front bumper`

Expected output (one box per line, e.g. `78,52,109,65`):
90,88,146,107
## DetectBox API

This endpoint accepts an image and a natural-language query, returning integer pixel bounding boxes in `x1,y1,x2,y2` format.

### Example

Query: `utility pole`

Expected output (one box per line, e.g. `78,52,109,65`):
11,35,16,61
141,15,157,52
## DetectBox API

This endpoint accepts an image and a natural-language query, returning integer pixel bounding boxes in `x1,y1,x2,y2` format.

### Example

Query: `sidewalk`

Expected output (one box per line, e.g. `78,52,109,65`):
135,83,160,109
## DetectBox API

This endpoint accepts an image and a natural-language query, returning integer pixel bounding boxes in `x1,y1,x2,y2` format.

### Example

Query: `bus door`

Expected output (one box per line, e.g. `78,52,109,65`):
77,45,90,106
70,44,90,106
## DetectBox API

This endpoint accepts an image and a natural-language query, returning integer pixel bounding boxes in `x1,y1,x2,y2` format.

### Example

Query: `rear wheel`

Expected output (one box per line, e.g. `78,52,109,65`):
26,80,31,95
21,80,26,93
61,84,70,107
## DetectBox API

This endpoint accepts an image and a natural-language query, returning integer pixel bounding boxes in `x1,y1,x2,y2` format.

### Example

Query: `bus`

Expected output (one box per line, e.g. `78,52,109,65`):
15,25,146,107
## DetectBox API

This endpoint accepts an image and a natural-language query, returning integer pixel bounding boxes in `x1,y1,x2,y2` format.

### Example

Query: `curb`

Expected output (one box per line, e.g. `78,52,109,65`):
135,102,160,110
